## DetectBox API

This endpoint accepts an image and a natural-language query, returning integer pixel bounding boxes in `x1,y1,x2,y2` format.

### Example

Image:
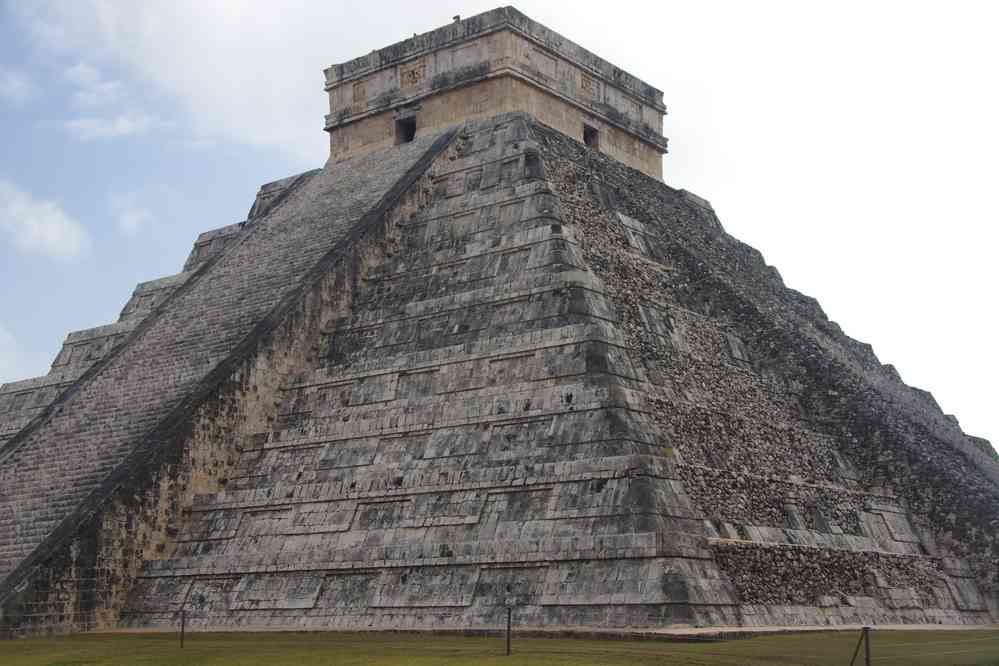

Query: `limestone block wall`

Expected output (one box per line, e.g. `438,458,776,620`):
0,376,71,448
535,120,999,625
0,131,457,635
116,273,195,323
3,112,996,635
123,115,723,631
324,7,666,177
115,114,996,633
0,208,257,450
182,226,244,273
0,275,190,448
331,78,662,181
0,210,271,451
181,170,322,274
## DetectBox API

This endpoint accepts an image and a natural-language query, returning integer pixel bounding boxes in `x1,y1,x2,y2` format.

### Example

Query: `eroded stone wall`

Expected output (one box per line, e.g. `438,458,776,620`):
121,115,718,631
0,131,456,635
116,114,997,632
4,113,995,635
1,352,274,634
331,77,662,178
324,8,666,177
535,120,998,624
0,175,432,633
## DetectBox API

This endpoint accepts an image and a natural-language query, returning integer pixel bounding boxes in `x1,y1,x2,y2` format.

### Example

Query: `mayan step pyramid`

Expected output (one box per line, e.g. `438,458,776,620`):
1,7,996,635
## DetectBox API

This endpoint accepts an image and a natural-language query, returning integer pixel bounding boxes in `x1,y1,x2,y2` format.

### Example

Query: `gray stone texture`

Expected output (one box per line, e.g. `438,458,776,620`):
324,6,666,150
1,116,997,633
0,130,451,614
0,272,194,449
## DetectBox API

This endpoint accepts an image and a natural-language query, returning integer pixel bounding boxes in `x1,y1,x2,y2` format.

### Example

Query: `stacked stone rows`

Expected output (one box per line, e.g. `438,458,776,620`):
0,273,195,448
121,115,729,630
0,133,443,593
534,121,994,623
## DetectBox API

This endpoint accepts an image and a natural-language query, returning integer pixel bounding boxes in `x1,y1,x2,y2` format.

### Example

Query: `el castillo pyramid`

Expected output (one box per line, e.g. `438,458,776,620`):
1,7,996,636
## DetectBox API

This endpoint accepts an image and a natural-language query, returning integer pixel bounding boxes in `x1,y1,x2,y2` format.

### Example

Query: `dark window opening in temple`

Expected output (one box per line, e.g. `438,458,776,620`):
396,116,417,144
583,124,600,150
524,150,542,179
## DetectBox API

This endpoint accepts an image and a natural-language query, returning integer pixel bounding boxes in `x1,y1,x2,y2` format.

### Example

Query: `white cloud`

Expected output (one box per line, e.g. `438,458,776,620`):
173,136,217,151
65,61,124,107
0,179,90,260
63,111,160,140
10,0,373,163
60,62,157,139
0,66,35,104
64,61,101,87
109,192,154,236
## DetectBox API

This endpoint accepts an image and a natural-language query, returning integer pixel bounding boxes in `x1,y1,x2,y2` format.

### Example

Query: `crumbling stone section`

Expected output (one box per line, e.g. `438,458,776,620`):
534,119,998,624
668,404,845,482
712,541,940,604
679,467,867,537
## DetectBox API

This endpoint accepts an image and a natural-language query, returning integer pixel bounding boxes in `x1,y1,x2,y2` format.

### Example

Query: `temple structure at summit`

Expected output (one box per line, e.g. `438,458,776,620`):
1,7,996,635
322,9,668,177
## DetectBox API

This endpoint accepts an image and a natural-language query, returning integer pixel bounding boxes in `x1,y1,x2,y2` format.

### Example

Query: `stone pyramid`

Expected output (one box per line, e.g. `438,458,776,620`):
1,7,996,635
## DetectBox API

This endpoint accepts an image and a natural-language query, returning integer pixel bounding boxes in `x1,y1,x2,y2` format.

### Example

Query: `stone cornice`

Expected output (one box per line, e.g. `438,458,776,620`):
324,67,669,153
324,6,666,112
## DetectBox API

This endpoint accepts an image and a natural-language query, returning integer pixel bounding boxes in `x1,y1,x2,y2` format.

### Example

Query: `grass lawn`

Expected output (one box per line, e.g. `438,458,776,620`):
0,629,997,666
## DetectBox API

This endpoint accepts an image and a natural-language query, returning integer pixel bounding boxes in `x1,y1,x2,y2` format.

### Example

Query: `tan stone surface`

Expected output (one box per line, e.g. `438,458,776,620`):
324,8,666,178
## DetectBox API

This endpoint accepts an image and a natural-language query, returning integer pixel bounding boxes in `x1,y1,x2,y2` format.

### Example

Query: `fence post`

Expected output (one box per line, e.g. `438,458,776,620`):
180,608,185,649
849,626,865,666
864,626,871,666
505,605,512,656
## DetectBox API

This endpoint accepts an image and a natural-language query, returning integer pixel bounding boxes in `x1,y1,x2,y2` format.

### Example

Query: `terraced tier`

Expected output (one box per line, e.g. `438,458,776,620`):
114,115,997,632
2,114,996,636
0,127,455,633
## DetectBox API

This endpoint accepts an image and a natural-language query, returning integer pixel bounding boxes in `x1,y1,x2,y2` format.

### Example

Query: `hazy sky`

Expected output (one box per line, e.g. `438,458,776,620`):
0,1,995,448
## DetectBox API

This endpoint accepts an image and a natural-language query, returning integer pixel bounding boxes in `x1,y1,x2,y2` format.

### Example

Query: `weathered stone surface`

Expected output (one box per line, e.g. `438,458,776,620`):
1,7,997,636
324,8,667,178
4,112,983,634
0,271,195,449
0,128,456,632
533,119,998,626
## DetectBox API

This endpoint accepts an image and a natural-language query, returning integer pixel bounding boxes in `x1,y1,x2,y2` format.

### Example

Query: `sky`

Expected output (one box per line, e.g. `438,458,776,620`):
0,1,995,448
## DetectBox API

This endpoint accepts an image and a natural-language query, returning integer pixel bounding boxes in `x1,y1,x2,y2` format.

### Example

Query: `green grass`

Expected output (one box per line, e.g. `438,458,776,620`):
0,629,997,666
